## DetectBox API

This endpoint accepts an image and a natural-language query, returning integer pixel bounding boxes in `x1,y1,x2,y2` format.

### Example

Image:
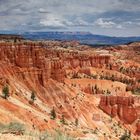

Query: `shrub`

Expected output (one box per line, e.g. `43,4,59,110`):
106,89,111,94
0,121,25,135
8,122,25,133
54,130,74,140
39,130,48,140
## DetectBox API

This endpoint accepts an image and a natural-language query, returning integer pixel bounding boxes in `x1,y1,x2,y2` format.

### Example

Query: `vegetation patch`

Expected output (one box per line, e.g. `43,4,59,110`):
0,121,25,135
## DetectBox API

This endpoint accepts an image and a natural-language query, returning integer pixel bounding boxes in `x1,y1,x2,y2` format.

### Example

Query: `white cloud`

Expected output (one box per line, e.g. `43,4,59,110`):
38,8,49,13
64,21,74,26
39,14,91,28
74,17,89,26
40,14,65,27
94,18,124,29
95,18,115,28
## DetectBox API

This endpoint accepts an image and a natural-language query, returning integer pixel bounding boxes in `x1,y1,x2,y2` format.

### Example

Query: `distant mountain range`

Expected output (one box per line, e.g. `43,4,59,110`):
1,31,140,45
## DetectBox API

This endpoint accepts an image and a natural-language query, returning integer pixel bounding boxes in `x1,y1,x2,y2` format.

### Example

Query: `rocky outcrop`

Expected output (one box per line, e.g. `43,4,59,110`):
45,49,111,69
63,55,110,68
136,122,140,135
0,43,65,84
0,40,140,138
99,96,137,124
50,59,66,82
0,42,111,85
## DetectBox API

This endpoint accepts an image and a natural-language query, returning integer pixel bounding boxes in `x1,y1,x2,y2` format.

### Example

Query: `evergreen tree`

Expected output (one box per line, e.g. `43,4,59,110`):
60,115,66,124
2,85,9,99
120,130,131,140
50,107,56,120
31,91,36,102
75,118,78,127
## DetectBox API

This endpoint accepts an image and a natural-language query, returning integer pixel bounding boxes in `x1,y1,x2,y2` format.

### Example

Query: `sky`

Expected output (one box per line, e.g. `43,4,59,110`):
0,0,140,36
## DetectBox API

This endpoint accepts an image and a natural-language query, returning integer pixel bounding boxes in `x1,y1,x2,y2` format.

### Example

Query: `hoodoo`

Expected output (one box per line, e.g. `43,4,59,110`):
0,40,139,139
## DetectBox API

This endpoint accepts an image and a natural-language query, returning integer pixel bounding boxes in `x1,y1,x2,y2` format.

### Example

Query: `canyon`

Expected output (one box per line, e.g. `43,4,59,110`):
0,38,139,140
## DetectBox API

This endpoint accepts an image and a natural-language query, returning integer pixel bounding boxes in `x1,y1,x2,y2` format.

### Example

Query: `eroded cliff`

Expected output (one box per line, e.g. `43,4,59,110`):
0,41,139,139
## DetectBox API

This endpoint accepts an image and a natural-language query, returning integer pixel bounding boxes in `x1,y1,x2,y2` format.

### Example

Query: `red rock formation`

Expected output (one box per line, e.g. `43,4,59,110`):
0,43,65,83
0,42,111,85
50,59,66,82
0,41,139,138
136,122,140,135
45,48,111,69
99,96,137,124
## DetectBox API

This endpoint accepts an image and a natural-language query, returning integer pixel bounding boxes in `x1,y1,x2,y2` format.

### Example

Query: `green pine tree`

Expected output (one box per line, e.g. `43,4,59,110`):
2,85,9,99
75,118,78,127
50,107,56,120
60,115,66,124
31,91,36,102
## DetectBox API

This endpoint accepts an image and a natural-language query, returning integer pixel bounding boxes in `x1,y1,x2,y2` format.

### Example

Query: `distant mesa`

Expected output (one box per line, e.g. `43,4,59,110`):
1,32,140,45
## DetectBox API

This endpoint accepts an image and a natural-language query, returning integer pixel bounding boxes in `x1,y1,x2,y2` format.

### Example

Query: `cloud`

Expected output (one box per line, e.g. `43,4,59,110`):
73,17,90,26
39,13,91,28
94,18,124,29
39,13,73,29
0,0,140,36
40,15,65,27
116,25,123,29
94,18,115,28
38,8,50,14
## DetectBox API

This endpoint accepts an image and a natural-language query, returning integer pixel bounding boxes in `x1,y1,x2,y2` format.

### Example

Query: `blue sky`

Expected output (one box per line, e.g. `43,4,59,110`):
0,0,140,36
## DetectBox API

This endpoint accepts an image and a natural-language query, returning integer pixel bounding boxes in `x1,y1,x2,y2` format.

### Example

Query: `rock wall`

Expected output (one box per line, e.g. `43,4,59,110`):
136,122,140,135
99,96,137,124
0,42,135,98
63,55,110,68
0,43,65,84
0,42,111,85
45,49,111,69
